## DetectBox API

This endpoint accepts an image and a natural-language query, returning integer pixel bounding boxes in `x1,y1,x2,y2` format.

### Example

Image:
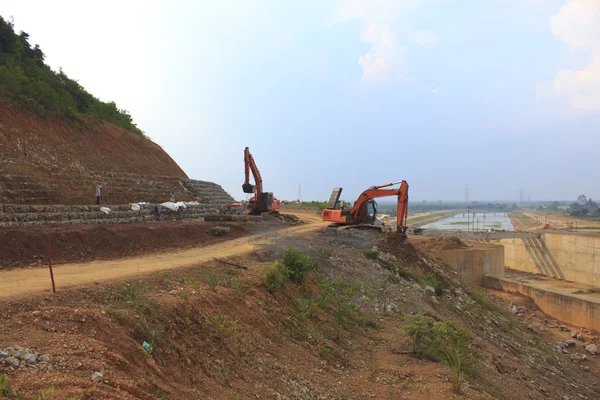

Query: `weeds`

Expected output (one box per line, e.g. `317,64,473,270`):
1,373,17,398
205,315,238,339
106,282,156,316
263,261,291,293
232,280,248,294
469,289,499,311
318,280,364,330
206,272,219,290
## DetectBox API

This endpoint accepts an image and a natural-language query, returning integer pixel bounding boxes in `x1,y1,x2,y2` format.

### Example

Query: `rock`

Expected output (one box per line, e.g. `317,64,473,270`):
210,226,231,237
424,286,436,296
4,356,20,368
0,350,8,358
580,365,590,371
39,354,51,363
559,325,569,332
577,334,584,341
585,344,598,355
91,371,103,383
18,352,36,364
570,353,588,363
571,331,578,338
511,305,518,314
563,340,577,348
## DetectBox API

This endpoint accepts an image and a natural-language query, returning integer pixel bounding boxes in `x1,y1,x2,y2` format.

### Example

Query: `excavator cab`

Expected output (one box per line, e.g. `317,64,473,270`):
362,200,377,225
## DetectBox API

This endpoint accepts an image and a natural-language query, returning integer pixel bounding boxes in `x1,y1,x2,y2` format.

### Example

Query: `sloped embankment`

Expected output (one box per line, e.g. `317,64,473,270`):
0,231,598,399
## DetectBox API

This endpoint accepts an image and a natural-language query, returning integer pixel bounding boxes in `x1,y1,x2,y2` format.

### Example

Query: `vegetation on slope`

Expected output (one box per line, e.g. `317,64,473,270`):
0,16,142,135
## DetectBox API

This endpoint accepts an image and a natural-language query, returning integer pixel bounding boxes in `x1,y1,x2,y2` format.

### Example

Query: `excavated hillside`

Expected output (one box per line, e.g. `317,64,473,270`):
0,103,193,205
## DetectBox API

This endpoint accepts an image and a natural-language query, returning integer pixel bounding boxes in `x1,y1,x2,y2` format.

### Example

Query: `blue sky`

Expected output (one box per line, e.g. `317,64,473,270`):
3,0,600,202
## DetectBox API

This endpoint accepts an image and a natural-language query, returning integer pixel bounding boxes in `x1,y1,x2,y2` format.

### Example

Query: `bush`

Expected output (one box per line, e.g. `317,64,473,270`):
282,247,317,283
263,261,290,293
402,315,475,393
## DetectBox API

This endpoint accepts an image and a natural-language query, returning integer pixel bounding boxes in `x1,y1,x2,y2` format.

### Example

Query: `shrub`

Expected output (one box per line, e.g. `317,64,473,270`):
428,319,475,393
424,273,444,296
205,315,238,339
0,373,17,398
362,249,379,260
263,261,290,293
402,315,474,393
282,247,317,283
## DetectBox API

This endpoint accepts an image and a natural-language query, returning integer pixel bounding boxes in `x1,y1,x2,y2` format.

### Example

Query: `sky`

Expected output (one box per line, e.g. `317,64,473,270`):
3,0,600,202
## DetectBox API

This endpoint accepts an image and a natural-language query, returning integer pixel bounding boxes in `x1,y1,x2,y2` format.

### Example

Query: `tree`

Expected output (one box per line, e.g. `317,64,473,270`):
578,195,587,205
548,201,559,211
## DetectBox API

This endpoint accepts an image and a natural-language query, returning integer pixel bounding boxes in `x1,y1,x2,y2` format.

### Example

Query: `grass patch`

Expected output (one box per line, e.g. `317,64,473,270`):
363,249,379,260
0,373,18,398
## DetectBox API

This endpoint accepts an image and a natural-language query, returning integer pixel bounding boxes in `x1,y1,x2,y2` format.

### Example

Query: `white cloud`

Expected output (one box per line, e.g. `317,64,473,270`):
358,24,407,80
334,0,438,81
408,30,439,46
544,0,600,111
430,85,443,93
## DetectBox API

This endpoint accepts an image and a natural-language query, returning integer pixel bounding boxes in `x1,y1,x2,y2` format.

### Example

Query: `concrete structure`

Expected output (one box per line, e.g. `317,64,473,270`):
430,245,504,286
501,232,600,287
486,271,600,332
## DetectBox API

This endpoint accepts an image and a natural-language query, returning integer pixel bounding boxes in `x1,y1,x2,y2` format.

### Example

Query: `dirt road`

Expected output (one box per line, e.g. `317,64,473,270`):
0,217,324,300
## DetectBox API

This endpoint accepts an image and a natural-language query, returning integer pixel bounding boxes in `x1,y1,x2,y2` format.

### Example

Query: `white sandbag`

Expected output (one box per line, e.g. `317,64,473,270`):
100,207,111,214
159,201,187,211
130,203,141,211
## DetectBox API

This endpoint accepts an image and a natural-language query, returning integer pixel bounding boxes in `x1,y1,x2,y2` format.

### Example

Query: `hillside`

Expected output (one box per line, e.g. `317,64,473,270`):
0,102,193,204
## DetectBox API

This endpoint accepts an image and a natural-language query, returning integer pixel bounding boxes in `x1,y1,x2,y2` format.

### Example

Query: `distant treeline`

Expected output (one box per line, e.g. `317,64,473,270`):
0,16,142,135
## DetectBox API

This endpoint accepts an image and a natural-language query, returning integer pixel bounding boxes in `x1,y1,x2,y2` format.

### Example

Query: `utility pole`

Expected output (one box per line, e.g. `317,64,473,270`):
520,187,524,203
298,183,302,202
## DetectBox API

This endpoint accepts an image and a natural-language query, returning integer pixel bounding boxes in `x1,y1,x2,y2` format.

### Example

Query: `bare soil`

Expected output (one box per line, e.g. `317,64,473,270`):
0,221,248,269
411,236,468,252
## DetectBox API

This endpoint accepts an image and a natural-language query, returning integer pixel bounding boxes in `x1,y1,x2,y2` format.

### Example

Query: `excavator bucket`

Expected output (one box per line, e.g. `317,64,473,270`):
326,188,343,209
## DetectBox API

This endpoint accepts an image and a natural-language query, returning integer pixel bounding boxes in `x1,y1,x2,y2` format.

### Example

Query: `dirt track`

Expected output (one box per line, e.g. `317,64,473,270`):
0,214,324,300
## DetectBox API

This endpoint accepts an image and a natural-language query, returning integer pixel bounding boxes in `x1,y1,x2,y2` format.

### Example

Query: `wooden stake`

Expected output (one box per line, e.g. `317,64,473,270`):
212,257,248,269
48,239,56,293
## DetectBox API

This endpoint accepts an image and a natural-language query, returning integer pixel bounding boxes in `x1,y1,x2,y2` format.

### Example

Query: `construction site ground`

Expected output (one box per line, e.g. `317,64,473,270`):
1,224,600,399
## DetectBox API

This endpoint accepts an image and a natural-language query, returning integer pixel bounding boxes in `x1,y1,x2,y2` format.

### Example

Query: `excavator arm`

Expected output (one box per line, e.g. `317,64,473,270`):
242,147,262,195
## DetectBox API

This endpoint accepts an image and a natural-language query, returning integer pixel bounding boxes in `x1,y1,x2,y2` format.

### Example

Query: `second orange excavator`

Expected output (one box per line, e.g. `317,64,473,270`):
242,147,280,215
322,181,409,234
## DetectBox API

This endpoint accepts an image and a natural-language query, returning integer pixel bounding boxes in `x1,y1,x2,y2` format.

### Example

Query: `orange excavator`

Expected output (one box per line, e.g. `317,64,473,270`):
242,147,280,215
322,181,409,234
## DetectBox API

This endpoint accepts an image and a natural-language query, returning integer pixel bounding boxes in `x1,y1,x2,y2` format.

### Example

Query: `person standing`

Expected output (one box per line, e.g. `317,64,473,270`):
96,185,102,205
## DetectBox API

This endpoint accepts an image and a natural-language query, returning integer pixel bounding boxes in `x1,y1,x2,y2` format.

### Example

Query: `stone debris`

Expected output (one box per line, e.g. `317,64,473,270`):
0,346,52,370
559,325,569,332
563,340,577,348
424,286,436,297
91,371,104,383
210,226,231,236
584,344,598,355
571,331,578,338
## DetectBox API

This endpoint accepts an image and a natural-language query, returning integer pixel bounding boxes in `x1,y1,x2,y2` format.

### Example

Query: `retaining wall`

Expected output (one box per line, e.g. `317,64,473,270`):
485,276,600,332
500,233,600,286
430,246,505,286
